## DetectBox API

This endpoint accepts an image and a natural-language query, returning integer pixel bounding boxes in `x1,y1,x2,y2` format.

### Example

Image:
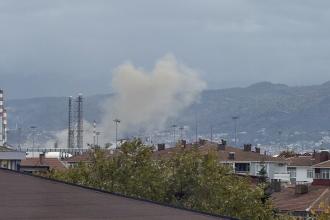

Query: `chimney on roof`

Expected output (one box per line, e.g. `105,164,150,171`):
271,179,281,192
314,151,329,163
255,147,261,154
228,152,235,160
244,144,252,152
295,183,309,194
157,144,165,151
217,139,227,151
39,153,45,165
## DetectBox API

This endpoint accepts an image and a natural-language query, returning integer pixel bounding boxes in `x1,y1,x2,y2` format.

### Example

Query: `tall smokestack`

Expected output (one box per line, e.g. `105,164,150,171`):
0,89,7,146
67,96,75,149
76,94,83,149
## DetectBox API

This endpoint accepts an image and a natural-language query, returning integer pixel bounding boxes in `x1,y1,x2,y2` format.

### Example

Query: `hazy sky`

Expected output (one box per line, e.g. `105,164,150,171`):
1,0,330,99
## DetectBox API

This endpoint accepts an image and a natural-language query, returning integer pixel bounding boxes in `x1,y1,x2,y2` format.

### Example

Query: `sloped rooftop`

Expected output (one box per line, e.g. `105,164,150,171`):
20,157,67,171
286,156,316,167
272,185,330,212
154,142,285,163
0,169,233,220
313,160,330,168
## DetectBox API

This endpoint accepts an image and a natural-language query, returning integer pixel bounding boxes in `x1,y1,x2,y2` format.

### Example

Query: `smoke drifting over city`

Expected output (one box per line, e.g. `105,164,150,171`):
45,55,206,147
101,54,206,140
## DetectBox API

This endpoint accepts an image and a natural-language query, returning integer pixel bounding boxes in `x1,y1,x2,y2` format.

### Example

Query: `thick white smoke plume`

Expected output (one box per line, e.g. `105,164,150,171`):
45,120,95,149
101,54,206,139
44,55,205,149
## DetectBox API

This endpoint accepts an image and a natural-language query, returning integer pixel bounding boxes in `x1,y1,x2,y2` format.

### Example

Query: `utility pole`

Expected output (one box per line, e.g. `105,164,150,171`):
172,124,177,145
179,126,184,140
93,120,96,148
210,125,213,143
232,116,239,146
278,130,282,153
195,115,198,144
30,126,37,148
18,127,22,151
96,131,101,147
113,119,121,148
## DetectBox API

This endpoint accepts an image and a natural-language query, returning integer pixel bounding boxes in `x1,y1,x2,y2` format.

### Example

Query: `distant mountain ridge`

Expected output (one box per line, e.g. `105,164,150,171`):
5,81,330,147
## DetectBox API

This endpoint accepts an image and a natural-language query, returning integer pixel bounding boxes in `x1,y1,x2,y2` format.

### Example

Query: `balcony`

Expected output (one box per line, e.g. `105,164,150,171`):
273,173,290,182
314,173,330,180
312,173,330,186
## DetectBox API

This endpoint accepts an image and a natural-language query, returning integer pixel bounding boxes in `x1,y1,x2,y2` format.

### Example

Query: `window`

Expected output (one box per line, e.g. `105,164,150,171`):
321,169,330,179
288,167,296,178
307,169,313,178
235,163,250,172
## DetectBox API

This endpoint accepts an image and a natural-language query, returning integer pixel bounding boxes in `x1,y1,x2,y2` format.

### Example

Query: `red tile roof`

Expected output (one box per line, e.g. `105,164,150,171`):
313,160,330,168
286,156,316,167
20,158,66,171
272,185,330,212
154,142,285,163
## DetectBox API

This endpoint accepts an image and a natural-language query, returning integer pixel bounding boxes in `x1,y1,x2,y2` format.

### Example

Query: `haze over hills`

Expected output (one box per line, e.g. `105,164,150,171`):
5,81,330,150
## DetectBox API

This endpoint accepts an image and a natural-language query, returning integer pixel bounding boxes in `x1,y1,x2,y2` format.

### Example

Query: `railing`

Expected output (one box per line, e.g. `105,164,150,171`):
235,170,249,174
273,173,290,182
314,173,330,179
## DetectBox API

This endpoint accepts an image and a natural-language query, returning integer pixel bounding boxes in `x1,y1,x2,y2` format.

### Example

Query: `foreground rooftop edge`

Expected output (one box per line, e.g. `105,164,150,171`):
0,168,236,220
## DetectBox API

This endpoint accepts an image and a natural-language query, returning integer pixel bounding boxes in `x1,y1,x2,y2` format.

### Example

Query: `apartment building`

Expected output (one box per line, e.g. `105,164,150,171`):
154,140,289,182
0,145,26,171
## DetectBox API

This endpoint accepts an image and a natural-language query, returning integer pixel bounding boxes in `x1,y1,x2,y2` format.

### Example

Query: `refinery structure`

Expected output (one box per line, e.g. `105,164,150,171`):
0,89,7,146
67,94,84,150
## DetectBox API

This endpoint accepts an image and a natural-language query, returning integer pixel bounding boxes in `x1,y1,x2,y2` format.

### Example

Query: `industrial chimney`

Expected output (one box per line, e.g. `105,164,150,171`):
0,89,7,146
67,94,84,150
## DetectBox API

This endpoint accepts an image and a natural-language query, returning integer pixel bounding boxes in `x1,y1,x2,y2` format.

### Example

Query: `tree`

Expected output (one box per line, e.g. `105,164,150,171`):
311,202,330,220
49,140,290,220
278,150,296,158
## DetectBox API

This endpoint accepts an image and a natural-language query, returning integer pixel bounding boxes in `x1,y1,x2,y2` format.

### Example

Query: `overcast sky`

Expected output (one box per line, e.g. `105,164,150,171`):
1,0,330,99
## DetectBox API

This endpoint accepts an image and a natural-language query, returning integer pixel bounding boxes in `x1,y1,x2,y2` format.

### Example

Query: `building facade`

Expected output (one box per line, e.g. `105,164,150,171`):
0,146,26,171
286,156,315,183
217,145,289,181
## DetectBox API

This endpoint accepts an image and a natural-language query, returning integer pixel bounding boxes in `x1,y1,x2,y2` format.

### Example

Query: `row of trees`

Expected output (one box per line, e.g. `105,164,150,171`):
49,139,298,219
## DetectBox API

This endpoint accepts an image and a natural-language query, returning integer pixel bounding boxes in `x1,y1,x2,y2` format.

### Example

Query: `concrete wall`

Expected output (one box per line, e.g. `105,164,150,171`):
0,151,26,160
293,166,313,183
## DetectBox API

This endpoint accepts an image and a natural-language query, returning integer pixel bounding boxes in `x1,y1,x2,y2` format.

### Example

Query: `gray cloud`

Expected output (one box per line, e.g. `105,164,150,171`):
0,0,330,98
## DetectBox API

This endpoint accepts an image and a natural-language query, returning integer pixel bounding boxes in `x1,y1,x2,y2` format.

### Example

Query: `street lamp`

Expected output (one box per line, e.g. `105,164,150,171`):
232,116,239,145
113,119,121,148
171,124,177,145
30,126,37,148
93,120,97,147
210,125,213,142
179,126,184,140
96,131,101,147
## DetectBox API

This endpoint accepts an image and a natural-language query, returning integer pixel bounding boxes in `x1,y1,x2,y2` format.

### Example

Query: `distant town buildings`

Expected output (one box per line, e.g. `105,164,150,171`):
154,140,290,182
19,153,66,173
